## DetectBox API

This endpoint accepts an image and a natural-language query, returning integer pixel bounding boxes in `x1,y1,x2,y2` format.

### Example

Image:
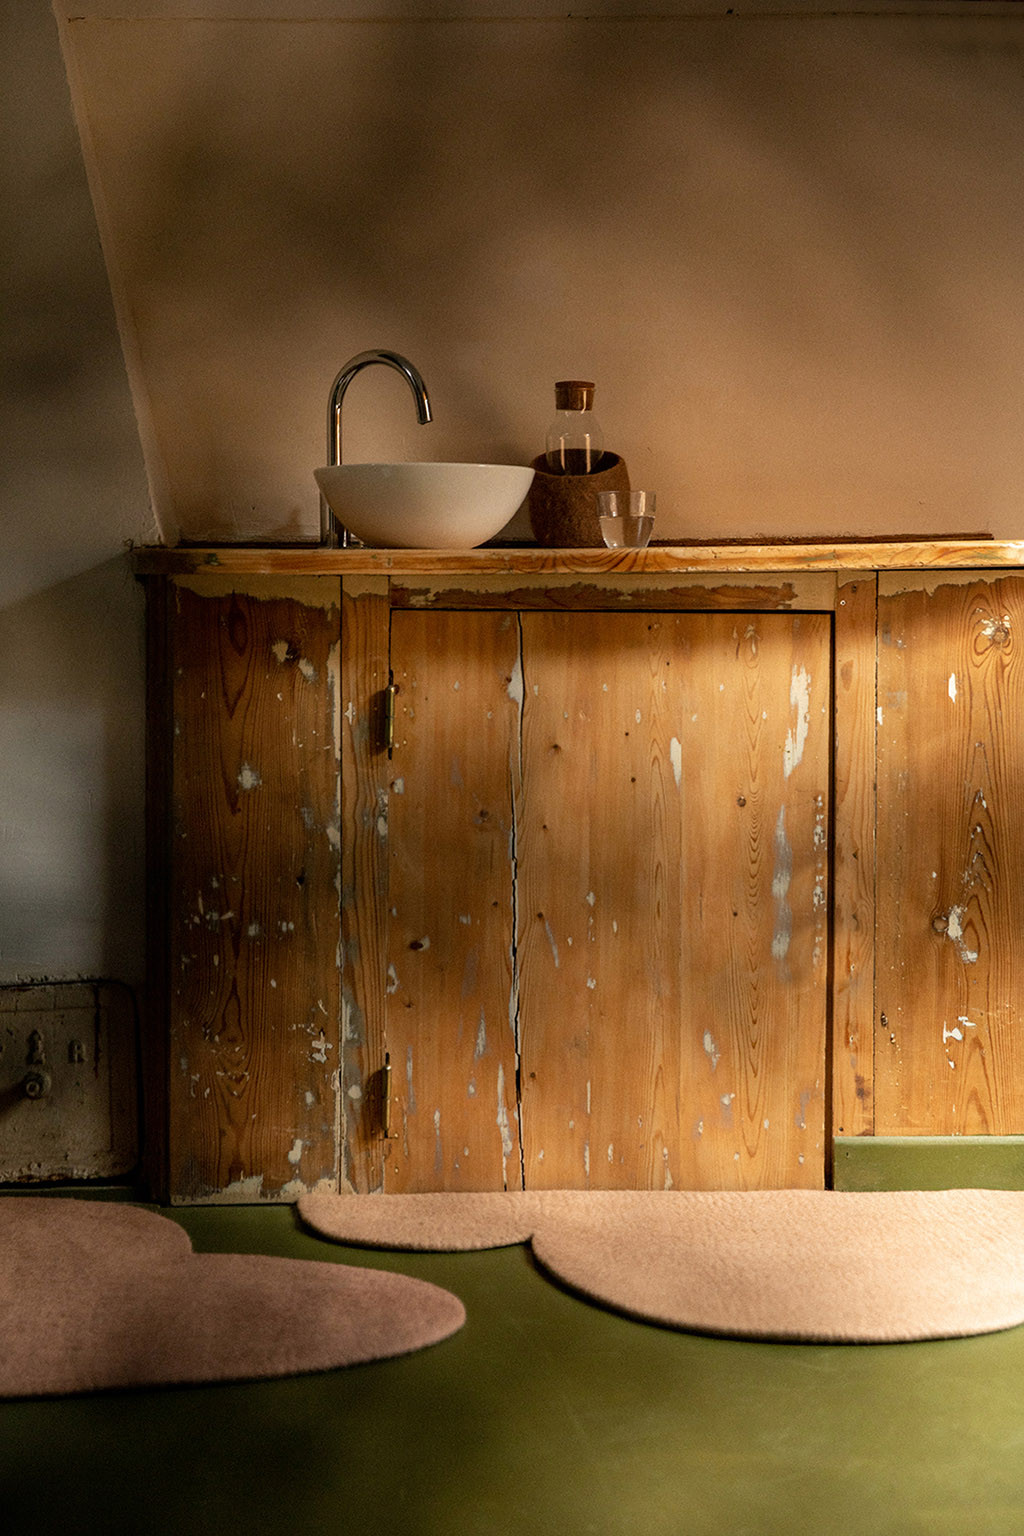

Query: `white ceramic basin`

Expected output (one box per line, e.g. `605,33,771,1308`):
314,462,535,549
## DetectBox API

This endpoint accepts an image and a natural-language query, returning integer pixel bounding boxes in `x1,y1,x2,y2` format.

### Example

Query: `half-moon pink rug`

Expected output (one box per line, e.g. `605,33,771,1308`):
298,1187,1024,1344
0,1198,464,1398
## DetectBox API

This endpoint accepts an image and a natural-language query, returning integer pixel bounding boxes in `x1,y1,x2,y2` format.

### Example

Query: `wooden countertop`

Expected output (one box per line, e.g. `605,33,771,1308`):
132,538,1024,576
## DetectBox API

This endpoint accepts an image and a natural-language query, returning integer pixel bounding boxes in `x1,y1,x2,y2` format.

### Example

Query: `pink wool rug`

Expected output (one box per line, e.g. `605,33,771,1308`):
298,1187,1024,1344
0,1198,464,1398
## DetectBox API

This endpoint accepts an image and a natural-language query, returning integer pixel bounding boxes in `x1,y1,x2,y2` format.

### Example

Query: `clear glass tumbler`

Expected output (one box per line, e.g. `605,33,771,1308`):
597,490,656,549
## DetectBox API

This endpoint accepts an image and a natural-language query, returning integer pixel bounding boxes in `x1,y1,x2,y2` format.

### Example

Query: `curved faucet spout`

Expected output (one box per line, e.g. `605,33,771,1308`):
322,350,432,546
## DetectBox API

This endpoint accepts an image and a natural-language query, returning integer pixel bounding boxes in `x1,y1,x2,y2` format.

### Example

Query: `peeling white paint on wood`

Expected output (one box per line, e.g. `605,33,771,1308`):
543,918,560,968
496,1063,514,1163
980,612,1012,641
946,905,979,964
771,806,793,964
507,651,524,707
783,665,811,778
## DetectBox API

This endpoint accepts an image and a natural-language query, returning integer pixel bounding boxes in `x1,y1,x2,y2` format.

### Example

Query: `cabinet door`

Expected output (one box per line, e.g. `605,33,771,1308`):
876,573,1024,1134
384,608,830,1191
518,611,829,1190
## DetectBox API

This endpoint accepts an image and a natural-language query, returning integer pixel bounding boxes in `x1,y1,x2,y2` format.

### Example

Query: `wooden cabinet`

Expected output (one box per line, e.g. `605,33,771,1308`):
138,543,1024,1203
335,562,859,1201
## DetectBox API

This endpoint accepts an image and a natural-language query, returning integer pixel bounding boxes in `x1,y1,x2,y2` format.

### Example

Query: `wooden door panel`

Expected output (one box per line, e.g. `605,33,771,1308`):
517,612,830,1190
876,574,1024,1134
167,581,342,1202
385,610,523,1191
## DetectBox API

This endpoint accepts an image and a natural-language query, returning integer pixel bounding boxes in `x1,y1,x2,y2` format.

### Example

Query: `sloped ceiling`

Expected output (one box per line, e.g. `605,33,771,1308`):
58,3,1024,543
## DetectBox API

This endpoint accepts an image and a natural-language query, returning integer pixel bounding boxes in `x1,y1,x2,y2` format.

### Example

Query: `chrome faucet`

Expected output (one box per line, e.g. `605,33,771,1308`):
321,350,433,546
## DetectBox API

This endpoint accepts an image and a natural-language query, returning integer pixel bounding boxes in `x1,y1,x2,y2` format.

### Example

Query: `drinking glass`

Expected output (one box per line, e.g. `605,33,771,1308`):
597,490,656,549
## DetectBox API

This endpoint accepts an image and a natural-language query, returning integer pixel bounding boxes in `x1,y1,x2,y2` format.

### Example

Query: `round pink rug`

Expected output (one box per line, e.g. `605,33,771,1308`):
0,1198,465,1398
299,1186,1024,1343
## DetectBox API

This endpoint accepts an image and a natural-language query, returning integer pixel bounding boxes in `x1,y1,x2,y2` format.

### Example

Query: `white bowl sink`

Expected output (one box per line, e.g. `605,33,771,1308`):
314,462,535,549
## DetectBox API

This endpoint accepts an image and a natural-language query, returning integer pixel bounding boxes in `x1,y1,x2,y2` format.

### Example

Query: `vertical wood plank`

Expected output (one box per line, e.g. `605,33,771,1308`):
517,612,830,1190
876,573,1024,1134
831,573,877,1139
515,613,683,1189
143,575,172,1201
674,613,830,1189
385,609,523,1192
339,578,391,1192
167,579,341,1201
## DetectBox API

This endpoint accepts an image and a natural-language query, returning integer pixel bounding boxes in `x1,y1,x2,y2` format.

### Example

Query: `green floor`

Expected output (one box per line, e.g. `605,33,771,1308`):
4,1202,1024,1536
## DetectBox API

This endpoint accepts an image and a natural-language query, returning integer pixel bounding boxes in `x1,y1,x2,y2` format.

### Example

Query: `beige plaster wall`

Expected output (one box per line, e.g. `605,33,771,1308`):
58,2,1024,545
1,0,151,983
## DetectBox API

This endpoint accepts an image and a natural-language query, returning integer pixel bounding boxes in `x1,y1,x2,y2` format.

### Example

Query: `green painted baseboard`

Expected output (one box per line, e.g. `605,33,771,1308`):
834,1136,1024,1191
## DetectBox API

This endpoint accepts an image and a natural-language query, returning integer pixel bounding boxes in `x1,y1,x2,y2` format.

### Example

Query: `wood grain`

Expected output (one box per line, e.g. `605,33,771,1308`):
876,574,1024,1134
389,574,835,612
144,575,173,1200
384,610,524,1191
167,581,341,1201
338,578,391,1191
517,612,830,1190
133,540,1020,579
831,574,877,1138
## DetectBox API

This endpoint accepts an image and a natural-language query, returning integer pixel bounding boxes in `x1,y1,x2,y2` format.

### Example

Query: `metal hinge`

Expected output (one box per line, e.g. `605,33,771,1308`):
382,1051,392,1138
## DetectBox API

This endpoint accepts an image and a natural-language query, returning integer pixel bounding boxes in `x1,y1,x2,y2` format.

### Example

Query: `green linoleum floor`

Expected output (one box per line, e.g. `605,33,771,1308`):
4,1202,1024,1536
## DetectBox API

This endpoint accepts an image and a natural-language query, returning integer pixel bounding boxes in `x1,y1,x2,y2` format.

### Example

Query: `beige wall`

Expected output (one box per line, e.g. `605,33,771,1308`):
1,1,151,983
58,0,1024,544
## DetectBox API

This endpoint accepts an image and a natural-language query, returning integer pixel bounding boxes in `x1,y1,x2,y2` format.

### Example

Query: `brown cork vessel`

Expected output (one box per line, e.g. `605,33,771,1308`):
526,452,631,548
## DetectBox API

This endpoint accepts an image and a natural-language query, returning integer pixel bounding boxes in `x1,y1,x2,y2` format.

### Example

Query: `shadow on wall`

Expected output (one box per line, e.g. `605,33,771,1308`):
2,2,153,596
63,12,1024,540
0,558,145,984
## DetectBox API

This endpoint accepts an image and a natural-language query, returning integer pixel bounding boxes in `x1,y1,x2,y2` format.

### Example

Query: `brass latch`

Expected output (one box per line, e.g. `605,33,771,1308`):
385,677,398,757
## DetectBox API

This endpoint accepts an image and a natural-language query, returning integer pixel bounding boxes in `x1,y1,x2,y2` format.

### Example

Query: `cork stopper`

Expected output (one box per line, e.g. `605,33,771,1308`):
554,380,595,412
